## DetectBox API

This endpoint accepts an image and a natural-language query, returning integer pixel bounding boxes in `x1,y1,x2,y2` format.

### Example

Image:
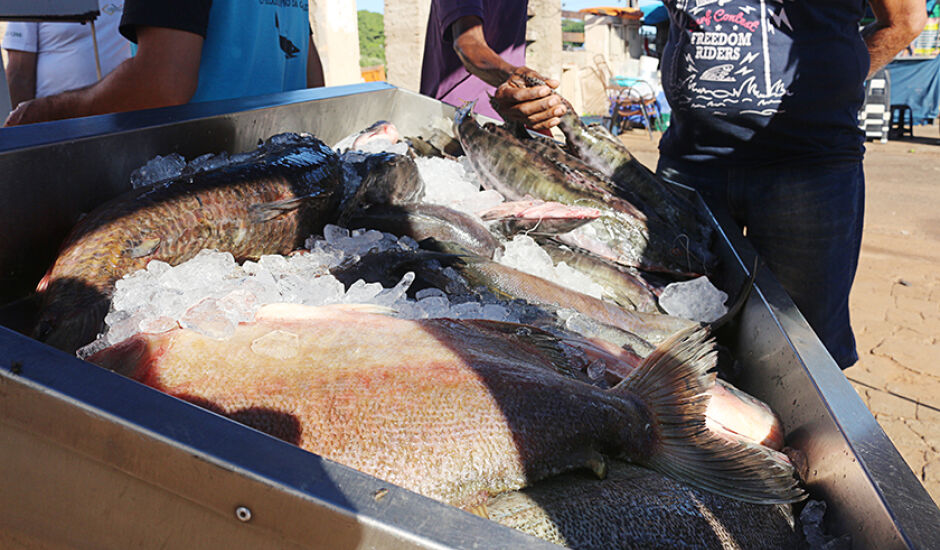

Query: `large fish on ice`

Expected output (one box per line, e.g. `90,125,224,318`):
89,303,803,508
34,134,343,353
480,461,801,549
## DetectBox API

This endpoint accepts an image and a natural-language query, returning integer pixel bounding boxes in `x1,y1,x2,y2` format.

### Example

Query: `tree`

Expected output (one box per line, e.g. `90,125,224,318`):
358,10,385,67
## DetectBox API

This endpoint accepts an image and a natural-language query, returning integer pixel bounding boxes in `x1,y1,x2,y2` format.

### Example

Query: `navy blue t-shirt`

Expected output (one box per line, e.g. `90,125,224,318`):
659,0,870,168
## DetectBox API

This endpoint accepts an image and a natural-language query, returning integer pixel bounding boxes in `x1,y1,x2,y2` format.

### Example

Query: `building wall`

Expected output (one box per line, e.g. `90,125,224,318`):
526,0,562,81
384,0,431,92
309,0,364,86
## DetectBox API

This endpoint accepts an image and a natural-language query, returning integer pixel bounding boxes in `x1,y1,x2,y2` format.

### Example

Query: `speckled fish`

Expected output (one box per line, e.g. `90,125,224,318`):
478,200,601,237
424,245,697,345
479,461,802,550
34,134,343,353
344,202,503,259
456,105,712,276
536,238,662,313
89,303,804,508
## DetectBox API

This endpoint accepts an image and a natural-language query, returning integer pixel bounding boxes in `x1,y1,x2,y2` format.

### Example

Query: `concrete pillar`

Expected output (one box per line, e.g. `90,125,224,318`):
384,0,431,92
525,0,562,81
309,0,364,86
625,19,643,59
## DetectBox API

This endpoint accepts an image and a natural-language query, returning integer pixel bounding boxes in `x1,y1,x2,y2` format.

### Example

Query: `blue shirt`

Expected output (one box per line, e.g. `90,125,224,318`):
659,0,870,168
121,0,309,103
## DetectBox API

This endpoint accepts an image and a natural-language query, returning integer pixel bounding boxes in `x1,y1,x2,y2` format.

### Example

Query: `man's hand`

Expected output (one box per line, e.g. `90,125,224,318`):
451,16,567,130
491,66,567,130
4,97,38,126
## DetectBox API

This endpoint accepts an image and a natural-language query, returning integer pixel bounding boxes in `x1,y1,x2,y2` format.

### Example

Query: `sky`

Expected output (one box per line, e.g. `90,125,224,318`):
356,1,659,15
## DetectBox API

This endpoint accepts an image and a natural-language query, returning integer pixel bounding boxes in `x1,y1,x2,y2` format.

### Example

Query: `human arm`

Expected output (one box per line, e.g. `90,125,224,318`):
863,0,928,78
5,26,202,126
307,35,325,88
4,49,37,107
451,16,566,130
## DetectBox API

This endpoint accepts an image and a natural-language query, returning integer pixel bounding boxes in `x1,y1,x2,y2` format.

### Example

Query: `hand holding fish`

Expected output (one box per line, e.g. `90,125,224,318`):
491,66,568,131
450,15,566,130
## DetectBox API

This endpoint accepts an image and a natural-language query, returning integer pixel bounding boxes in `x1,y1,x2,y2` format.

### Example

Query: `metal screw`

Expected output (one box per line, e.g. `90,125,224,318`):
235,506,252,522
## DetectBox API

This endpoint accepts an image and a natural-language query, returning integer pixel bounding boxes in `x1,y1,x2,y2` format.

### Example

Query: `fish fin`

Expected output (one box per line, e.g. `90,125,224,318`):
708,257,759,333
126,237,161,258
464,504,490,519
613,324,806,504
463,320,584,380
249,192,327,223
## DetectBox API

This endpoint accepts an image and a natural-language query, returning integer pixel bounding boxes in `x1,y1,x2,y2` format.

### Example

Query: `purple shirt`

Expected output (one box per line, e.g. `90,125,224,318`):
420,0,528,120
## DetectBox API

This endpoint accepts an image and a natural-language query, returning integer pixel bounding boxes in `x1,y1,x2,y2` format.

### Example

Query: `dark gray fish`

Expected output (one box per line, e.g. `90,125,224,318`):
34,133,343,353
337,152,425,224
479,461,803,550
344,203,503,259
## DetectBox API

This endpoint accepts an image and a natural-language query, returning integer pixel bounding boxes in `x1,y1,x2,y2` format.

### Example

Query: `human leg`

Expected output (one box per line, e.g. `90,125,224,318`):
733,162,864,369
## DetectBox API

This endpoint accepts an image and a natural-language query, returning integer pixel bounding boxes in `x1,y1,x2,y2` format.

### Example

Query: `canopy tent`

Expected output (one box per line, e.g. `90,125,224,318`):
641,2,667,25
886,54,940,125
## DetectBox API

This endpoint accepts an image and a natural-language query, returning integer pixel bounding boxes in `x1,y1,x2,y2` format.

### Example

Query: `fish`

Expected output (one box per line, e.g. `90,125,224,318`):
509,75,712,246
552,96,711,242
332,121,402,154
336,152,425,225
478,461,802,550
417,242,704,346
455,104,712,276
344,203,503,259
88,302,804,508
34,133,344,353
478,199,601,237
536,238,662,313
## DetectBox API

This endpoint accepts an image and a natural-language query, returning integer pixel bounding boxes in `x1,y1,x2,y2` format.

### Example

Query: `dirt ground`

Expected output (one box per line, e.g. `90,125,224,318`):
618,123,940,506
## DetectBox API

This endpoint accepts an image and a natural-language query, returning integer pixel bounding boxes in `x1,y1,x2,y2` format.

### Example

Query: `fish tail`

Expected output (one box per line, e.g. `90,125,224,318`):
614,324,806,504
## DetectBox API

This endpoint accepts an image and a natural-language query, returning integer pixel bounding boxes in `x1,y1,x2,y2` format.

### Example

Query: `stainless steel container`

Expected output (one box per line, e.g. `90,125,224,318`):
1,83,937,549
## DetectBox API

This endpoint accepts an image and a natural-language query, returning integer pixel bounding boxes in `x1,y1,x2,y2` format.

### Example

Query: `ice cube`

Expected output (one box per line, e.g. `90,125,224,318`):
179,298,236,340
658,276,728,323
344,279,383,303
374,272,415,306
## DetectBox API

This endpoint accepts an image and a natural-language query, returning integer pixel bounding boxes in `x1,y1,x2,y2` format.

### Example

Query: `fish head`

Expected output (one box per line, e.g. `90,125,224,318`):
453,101,478,126
33,278,111,354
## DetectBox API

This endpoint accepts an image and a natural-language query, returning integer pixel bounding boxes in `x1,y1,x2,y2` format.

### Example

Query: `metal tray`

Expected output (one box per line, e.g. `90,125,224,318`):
0,82,937,549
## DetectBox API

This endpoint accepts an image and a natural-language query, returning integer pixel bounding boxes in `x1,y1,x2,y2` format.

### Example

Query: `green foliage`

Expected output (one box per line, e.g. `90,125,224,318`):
562,18,585,48
562,19,585,33
358,10,385,67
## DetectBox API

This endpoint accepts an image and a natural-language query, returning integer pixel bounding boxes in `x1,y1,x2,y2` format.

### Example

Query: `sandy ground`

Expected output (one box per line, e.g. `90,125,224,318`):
618,122,940,506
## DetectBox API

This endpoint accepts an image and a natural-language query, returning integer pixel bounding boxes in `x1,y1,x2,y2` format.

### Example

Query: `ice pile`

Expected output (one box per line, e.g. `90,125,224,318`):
497,236,606,299
658,276,728,323
78,225,517,359
415,156,503,215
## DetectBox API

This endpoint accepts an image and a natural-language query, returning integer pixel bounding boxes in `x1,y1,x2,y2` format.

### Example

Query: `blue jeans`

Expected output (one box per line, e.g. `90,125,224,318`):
657,157,864,369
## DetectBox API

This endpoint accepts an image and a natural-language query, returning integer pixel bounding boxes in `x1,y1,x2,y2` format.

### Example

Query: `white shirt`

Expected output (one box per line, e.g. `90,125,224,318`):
2,1,131,98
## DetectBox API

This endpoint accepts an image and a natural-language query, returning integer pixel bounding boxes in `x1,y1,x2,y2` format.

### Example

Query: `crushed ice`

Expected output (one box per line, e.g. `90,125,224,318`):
96,125,730,356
